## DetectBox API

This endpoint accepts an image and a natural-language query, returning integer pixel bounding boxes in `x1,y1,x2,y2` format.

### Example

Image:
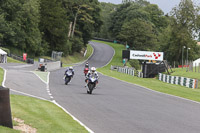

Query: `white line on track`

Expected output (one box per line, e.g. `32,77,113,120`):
52,100,94,133
10,89,49,101
1,67,7,87
99,71,200,105
1,66,94,133
34,70,94,132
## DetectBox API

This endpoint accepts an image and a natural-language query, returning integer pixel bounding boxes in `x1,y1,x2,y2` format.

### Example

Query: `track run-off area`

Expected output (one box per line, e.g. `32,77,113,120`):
1,41,200,133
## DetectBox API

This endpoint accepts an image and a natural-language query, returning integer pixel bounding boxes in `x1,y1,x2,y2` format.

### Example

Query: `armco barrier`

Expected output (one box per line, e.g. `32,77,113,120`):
46,61,61,71
159,73,198,89
111,65,134,76
39,61,61,71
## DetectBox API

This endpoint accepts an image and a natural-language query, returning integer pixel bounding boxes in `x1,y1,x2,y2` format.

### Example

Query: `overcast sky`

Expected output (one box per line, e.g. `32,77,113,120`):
98,0,182,14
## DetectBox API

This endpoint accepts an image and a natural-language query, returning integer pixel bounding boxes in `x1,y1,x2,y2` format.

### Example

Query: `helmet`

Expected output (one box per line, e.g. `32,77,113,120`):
91,67,96,72
69,66,73,70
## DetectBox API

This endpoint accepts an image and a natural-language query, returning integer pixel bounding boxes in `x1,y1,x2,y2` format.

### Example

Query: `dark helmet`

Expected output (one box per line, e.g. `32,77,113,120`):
85,62,89,67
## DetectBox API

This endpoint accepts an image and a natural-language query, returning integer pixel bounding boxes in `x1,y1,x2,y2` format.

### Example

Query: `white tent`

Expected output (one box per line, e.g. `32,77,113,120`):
0,49,7,63
193,58,200,67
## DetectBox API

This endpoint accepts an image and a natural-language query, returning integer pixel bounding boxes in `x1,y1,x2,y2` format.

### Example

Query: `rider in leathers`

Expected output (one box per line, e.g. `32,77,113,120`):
85,67,98,88
64,66,74,78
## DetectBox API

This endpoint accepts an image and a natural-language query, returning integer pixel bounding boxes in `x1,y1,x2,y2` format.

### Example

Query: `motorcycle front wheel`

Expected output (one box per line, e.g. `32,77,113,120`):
88,83,95,94
65,77,71,85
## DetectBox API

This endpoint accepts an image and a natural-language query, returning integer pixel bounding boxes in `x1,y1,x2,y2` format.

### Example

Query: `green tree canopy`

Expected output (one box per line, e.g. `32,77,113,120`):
158,0,200,62
118,19,157,51
0,0,42,56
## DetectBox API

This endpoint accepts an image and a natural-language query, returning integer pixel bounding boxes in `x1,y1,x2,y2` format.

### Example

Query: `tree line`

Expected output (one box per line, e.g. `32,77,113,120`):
0,0,102,57
96,0,200,64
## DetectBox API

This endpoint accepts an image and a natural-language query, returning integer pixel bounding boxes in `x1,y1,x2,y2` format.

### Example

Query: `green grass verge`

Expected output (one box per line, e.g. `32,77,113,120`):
34,56,51,62
93,40,200,102
32,71,48,83
61,44,93,67
0,126,19,133
171,67,200,79
10,95,88,133
7,57,25,63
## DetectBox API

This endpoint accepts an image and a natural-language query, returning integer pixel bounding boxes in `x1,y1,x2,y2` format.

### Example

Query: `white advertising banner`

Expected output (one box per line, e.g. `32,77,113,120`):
130,50,164,61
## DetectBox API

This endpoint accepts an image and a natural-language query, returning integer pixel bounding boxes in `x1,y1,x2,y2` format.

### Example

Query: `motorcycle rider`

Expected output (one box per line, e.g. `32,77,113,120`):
85,62,89,69
84,62,90,76
64,66,74,80
85,67,99,88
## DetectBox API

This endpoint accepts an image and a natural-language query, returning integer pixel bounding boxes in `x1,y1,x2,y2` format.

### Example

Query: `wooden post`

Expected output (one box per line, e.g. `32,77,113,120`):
0,86,13,128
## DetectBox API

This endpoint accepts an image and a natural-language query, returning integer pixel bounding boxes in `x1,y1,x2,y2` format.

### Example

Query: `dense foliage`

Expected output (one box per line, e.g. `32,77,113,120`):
97,0,200,63
1,0,200,63
0,0,102,56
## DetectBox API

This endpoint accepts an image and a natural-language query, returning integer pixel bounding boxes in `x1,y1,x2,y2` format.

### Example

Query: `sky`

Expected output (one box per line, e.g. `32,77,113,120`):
98,0,182,14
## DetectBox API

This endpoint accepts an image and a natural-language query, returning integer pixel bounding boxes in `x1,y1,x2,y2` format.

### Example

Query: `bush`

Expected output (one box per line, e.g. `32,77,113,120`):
70,37,84,53
129,59,140,70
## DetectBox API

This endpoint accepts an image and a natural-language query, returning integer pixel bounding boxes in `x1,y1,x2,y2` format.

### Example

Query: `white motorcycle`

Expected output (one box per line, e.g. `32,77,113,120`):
87,75,98,94
64,71,73,85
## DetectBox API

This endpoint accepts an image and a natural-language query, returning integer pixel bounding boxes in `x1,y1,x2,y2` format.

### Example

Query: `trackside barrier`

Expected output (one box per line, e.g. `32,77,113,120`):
111,65,134,76
158,73,198,89
137,71,143,78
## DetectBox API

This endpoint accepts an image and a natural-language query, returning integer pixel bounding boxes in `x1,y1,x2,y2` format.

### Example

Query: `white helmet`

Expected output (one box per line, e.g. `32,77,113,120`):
91,67,96,72
69,66,73,70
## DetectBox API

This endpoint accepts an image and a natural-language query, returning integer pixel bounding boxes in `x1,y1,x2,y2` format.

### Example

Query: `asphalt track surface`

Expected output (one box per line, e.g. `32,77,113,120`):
2,41,200,133
50,42,200,133
1,63,50,100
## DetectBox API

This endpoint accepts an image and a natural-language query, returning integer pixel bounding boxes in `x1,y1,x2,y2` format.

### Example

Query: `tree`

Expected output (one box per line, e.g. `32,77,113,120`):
109,0,168,40
63,0,102,50
161,0,200,62
0,0,43,56
95,2,118,39
118,19,157,51
40,0,69,54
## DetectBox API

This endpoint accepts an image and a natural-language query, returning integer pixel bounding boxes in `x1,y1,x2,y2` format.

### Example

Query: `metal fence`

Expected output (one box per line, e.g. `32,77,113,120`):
111,65,134,76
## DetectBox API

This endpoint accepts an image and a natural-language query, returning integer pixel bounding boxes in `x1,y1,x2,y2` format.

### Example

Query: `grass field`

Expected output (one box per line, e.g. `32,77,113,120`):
10,95,88,133
94,40,200,102
7,57,25,63
0,126,19,133
171,67,200,79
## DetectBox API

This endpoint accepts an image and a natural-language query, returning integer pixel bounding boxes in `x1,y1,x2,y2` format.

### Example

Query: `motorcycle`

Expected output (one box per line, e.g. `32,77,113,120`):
87,75,98,94
84,67,89,76
64,71,73,85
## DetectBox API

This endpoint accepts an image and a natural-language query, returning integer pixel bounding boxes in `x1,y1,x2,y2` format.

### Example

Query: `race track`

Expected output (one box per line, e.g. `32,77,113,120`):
49,41,200,133
2,41,200,133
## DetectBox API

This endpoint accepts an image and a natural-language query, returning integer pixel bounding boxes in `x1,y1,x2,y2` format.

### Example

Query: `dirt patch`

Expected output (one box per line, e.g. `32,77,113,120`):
13,117,37,133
